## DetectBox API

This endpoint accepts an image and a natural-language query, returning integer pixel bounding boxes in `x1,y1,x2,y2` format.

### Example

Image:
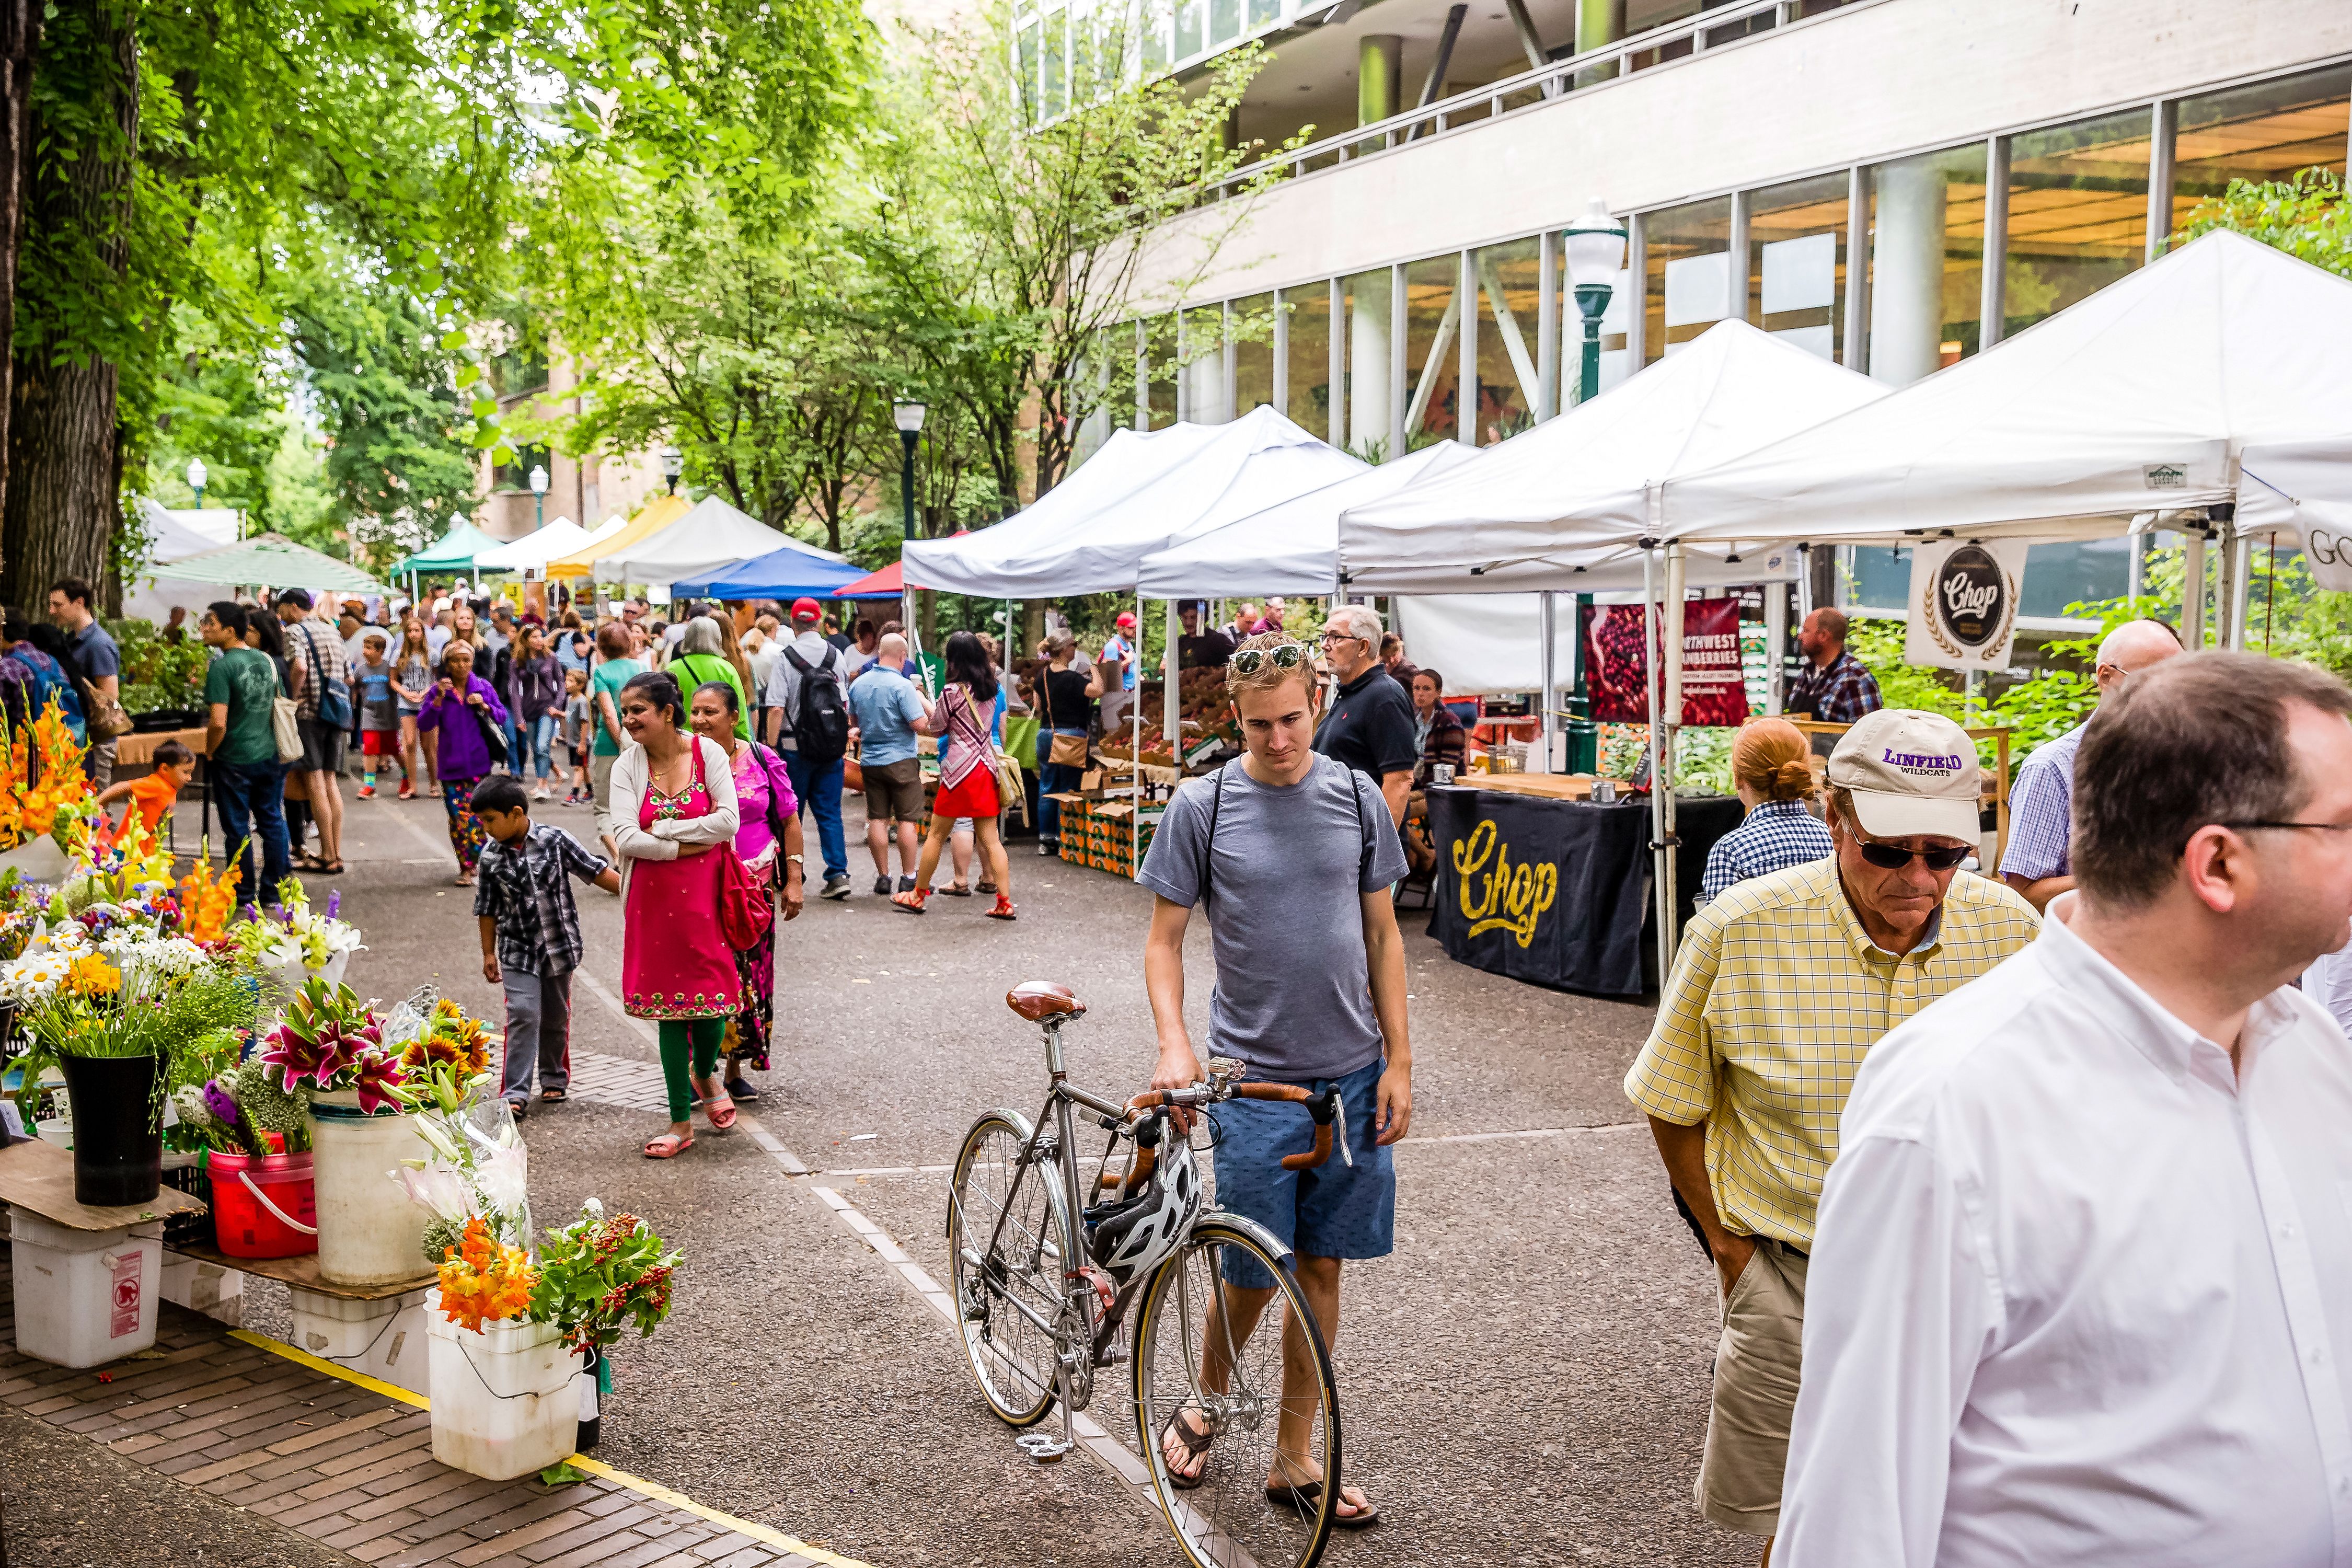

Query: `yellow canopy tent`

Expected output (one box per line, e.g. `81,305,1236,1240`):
546,492,691,580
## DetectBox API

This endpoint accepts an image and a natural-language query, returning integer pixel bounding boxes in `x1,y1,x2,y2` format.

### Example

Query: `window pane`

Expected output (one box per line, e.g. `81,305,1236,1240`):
1472,239,1540,446
1232,294,1275,415
1746,172,1848,363
2171,65,2352,236
1341,269,1391,462
1139,0,1169,72
1246,0,1278,27
2003,109,2149,335
1043,8,1066,117
1018,21,1042,122
1146,315,1178,430
1866,143,1986,385
1644,196,1732,365
1403,257,1459,451
1210,0,1239,47
1285,285,1334,441
1175,0,1202,60
1182,304,1227,423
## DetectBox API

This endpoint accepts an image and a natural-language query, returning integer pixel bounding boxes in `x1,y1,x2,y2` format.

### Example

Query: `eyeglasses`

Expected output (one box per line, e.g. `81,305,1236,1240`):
2221,820,2352,834
1840,808,1971,871
1229,642,1308,675
1319,631,1366,647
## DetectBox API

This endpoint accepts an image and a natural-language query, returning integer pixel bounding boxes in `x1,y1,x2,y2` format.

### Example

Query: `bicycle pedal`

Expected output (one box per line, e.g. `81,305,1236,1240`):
1014,1432,1074,1462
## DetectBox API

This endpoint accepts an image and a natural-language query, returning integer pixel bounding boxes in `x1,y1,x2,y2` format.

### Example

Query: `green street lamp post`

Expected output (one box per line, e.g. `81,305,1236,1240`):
1562,198,1629,406
661,445,682,495
529,462,549,530
186,457,207,510
892,399,927,541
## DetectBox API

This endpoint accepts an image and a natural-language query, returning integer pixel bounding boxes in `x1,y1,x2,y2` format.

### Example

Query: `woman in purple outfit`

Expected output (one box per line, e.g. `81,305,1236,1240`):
416,641,510,885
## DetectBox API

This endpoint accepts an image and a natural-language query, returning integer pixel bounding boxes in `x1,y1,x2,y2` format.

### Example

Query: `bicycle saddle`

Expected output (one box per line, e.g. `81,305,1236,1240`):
1006,981,1086,1021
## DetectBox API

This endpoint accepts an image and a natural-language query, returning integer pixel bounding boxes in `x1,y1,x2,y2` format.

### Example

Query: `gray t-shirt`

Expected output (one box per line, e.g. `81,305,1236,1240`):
1138,755,1408,1083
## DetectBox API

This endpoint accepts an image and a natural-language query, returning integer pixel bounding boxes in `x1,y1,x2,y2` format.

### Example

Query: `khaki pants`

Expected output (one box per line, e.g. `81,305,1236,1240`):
1697,1238,1808,1536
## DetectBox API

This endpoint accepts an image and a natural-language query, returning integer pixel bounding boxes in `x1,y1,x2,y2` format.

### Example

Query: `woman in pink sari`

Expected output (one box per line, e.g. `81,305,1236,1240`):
609,670,742,1158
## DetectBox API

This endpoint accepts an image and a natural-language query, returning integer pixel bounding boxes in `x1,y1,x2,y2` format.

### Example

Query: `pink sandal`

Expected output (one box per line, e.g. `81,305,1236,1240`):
703,1093,737,1133
643,1132,694,1158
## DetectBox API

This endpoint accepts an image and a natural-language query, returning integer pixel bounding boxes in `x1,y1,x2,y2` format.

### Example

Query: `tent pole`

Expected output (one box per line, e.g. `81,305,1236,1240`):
1661,543,1686,975
1165,598,1180,752
1538,591,1557,775
1133,585,1145,883
1765,577,1788,715
2226,523,2252,651
1644,548,1669,991
2181,531,2207,650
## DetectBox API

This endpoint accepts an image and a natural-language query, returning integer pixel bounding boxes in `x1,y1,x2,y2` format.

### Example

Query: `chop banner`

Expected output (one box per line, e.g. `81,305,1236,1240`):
1429,788,1743,995
1905,540,2028,671
1579,597,1750,727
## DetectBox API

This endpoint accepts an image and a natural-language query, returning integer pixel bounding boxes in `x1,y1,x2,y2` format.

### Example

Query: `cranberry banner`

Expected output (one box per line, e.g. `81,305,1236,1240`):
1578,597,1751,727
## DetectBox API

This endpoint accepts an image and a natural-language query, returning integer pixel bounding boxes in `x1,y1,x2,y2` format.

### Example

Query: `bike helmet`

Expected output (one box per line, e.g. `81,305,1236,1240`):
1087,1116,1203,1288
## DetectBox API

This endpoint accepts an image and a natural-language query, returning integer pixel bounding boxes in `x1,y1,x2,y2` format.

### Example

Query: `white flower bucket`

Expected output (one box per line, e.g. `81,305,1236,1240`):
425,1299,578,1480
306,1091,429,1286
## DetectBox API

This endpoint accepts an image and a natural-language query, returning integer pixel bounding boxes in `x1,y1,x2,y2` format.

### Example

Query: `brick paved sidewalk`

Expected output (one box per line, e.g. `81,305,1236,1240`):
0,1259,858,1568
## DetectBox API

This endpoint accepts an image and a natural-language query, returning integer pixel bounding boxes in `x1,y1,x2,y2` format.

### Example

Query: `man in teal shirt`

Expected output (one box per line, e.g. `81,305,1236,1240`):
200,600,292,897
589,620,645,862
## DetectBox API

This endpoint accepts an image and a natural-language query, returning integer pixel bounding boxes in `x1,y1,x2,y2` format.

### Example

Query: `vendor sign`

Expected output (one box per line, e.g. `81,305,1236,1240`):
1579,597,1750,727
1905,540,2028,671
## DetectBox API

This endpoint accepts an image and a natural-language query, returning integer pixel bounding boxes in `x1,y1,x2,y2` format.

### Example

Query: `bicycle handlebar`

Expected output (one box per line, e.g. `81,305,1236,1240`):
1125,1081,1344,1171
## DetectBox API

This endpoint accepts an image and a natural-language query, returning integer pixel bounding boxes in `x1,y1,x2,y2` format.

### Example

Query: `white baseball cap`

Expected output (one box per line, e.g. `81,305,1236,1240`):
1827,710,1982,844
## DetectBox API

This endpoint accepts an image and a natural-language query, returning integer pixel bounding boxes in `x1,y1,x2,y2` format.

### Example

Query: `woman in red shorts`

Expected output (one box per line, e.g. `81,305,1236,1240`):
891,630,1014,920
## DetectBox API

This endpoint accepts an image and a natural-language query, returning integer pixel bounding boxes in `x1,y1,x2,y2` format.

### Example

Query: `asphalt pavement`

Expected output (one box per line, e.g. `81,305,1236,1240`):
220,786,1747,1566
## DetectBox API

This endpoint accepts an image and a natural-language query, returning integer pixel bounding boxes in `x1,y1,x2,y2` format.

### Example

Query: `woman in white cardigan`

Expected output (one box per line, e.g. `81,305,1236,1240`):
609,669,743,1157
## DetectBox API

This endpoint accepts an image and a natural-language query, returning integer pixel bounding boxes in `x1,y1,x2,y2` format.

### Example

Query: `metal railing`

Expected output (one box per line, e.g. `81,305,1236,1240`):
1189,0,1880,205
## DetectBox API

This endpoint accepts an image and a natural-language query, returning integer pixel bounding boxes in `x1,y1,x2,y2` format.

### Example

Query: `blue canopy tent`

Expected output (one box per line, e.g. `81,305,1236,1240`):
671,551,873,600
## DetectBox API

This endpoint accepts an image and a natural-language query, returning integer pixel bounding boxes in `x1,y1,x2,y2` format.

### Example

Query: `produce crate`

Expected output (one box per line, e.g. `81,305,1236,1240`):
160,1158,214,1250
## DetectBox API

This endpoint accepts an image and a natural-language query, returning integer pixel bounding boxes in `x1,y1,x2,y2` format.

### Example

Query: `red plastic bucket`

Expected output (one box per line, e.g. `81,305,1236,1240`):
207,1150,319,1259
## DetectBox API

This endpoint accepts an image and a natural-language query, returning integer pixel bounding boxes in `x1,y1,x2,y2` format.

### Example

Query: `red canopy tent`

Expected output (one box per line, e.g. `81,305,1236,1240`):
831,561,903,599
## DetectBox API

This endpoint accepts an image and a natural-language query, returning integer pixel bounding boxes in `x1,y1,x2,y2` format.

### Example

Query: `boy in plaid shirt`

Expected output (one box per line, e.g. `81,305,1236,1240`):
471,774,619,1116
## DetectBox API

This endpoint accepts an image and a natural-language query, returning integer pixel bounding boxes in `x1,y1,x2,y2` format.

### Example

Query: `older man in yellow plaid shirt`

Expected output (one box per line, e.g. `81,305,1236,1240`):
1626,710,2039,1551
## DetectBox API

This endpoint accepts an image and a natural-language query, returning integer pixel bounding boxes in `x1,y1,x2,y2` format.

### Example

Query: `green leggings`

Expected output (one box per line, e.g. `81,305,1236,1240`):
659,1019,728,1122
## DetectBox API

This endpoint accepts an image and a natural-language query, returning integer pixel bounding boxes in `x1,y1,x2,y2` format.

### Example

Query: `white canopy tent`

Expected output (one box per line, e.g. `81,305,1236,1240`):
902,407,1362,598
596,495,846,586
124,498,240,625
1337,319,1889,592
473,517,592,577
1137,442,1468,598
1662,231,2352,627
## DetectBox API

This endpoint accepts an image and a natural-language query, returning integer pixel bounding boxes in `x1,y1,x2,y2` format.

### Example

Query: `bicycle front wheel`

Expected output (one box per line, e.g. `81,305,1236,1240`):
1131,1217,1341,1568
946,1109,1074,1428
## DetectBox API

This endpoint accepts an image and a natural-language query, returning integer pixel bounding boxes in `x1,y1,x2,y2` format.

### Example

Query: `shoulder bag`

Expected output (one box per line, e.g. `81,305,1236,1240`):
466,680,510,767
1043,674,1088,767
707,740,771,950
269,658,304,764
297,622,354,730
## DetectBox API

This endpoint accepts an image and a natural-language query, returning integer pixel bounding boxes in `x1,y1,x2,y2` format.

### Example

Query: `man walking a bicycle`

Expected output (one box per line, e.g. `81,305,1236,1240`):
1138,629,1414,1531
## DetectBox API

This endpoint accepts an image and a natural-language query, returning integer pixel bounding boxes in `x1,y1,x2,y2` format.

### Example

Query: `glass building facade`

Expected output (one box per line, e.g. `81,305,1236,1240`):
1105,53,2352,623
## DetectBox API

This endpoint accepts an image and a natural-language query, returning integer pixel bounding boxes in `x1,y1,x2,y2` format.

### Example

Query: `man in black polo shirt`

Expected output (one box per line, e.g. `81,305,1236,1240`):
1312,604,1418,827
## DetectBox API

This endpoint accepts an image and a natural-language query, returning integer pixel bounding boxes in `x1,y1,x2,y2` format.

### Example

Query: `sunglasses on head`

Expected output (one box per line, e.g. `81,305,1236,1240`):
1229,642,1308,675
1841,808,1970,871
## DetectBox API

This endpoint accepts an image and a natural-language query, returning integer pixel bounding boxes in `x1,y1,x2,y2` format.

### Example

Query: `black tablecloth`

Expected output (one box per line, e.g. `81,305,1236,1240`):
1427,788,1743,997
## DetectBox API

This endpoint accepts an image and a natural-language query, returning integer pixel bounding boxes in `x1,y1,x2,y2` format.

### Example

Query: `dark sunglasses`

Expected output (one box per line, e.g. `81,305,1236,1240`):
1841,809,1970,871
1230,642,1308,675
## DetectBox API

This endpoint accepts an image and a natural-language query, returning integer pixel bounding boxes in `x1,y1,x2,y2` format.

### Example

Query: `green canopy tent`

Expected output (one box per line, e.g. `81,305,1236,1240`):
390,520,504,578
157,533,385,593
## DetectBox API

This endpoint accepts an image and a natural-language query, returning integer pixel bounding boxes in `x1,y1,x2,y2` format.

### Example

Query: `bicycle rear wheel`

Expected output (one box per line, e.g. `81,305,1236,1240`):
1131,1217,1340,1568
946,1109,1073,1428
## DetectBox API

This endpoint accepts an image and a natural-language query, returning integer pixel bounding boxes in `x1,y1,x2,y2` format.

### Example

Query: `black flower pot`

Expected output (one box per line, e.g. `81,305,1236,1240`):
576,1343,604,1451
58,1052,162,1206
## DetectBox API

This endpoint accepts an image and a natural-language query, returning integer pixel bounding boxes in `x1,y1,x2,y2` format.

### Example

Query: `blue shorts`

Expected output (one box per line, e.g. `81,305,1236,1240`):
1210,1055,1395,1289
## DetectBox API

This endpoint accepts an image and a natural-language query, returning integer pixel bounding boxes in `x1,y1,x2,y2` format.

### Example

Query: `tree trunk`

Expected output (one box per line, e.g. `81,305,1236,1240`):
0,0,39,543
1,0,133,608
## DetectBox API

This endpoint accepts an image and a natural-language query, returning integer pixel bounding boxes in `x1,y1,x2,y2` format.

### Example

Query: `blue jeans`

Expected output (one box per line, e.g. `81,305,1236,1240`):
528,712,558,781
1036,732,1086,844
783,750,847,880
213,759,292,904
502,712,524,774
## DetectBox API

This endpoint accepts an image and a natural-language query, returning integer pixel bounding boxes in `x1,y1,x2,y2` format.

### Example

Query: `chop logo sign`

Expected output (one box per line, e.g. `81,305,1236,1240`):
1933,545,2009,651
1883,747,1964,779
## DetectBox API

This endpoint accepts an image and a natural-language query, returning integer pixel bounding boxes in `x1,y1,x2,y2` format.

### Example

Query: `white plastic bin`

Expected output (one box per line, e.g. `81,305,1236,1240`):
6,1208,161,1367
288,1282,432,1396
306,1092,429,1286
425,1297,578,1480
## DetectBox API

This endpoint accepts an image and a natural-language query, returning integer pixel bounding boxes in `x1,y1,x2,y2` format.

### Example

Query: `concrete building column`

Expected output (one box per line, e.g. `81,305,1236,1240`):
1869,156,1949,387
1348,275,1392,456
1359,36,1401,128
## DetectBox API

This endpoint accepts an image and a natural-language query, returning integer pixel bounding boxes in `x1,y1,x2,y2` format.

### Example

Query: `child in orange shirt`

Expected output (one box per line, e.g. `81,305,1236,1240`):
96,740,196,845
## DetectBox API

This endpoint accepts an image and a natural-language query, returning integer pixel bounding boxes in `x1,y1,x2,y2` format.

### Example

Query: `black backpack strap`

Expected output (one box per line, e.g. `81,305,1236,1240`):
1198,762,1225,915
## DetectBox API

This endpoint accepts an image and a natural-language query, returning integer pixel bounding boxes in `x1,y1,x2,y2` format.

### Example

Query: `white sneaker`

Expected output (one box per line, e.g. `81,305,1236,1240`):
532,786,551,801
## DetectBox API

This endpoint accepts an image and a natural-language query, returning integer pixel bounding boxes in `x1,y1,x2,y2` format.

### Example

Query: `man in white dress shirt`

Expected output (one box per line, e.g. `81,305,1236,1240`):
1780,651,2352,1567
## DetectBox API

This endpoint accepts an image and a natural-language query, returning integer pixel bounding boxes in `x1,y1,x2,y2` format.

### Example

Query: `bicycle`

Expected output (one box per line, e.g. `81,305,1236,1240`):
947,979,1352,1568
